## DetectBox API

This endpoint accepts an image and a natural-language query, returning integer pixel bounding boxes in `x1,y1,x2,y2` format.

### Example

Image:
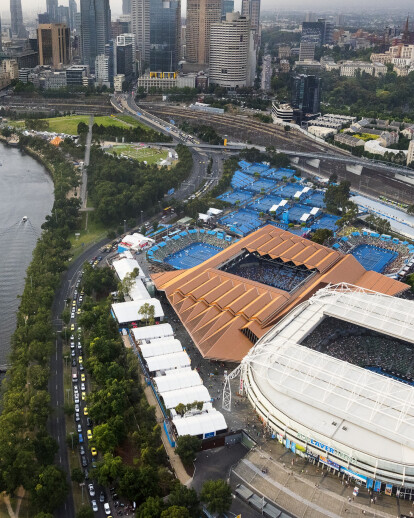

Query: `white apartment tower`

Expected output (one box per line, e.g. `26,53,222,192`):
209,12,256,88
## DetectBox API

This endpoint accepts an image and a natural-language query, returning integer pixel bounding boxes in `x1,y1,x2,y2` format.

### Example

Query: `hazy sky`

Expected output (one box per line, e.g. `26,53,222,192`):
2,0,414,23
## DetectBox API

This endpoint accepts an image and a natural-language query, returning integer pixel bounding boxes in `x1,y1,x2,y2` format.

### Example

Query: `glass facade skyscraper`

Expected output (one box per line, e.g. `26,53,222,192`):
149,0,180,72
80,0,111,71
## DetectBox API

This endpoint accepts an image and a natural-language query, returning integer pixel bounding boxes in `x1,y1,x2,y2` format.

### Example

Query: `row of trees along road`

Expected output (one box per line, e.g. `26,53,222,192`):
76,265,233,517
0,132,83,515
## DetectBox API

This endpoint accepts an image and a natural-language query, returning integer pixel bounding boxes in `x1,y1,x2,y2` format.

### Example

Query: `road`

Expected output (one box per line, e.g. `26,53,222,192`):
49,238,108,518
111,93,216,202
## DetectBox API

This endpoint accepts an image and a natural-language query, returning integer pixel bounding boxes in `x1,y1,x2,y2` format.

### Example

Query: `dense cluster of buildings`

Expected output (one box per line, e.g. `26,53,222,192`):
0,0,261,92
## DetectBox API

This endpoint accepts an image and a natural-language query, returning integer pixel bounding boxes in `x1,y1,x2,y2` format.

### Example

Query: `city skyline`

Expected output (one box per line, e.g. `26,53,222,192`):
2,0,414,23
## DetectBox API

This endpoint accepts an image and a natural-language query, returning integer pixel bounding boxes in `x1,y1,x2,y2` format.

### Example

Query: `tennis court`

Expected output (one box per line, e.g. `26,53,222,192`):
350,244,398,273
165,243,224,269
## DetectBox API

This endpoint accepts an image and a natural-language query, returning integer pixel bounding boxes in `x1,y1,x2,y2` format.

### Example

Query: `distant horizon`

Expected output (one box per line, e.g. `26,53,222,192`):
1,0,414,24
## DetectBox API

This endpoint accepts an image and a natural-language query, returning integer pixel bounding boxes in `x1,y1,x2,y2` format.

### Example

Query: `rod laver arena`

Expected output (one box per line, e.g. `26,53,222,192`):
233,283,414,492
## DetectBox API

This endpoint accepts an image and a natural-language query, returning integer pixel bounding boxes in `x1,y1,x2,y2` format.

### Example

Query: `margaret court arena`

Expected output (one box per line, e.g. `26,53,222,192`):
228,283,414,499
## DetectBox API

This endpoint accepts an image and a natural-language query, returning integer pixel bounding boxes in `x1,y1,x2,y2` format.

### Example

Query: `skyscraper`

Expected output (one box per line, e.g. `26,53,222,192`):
209,12,255,88
69,0,78,31
241,0,260,33
37,23,71,67
47,0,58,23
80,0,111,71
186,0,221,65
291,74,321,115
122,0,131,16
150,0,180,72
131,0,150,67
222,0,234,19
10,0,26,38
301,19,333,46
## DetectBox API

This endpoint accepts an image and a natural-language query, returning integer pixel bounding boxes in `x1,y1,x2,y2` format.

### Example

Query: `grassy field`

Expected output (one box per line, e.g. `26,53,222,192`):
110,144,169,164
69,212,108,261
116,114,147,128
42,115,141,135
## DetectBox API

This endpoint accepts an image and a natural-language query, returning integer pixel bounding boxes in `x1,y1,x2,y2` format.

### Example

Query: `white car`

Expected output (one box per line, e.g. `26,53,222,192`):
75,403,80,412
104,503,111,515
88,483,95,497
80,382,86,391
92,500,98,512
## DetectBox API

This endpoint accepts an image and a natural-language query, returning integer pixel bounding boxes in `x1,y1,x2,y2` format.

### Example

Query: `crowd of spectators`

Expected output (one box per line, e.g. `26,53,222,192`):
223,257,312,292
302,317,414,380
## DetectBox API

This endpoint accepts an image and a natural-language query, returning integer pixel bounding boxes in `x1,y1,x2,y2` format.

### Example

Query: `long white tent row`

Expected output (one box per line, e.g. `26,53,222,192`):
132,323,173,341
154,369,203,393
112,299,164,325
145,351,191,373
161,385,211,410
172,410,228,439
140,338,183,358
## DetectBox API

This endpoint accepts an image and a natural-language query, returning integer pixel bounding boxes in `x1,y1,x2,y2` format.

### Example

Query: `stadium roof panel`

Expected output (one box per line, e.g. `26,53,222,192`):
243,285,414,465
152,226,408,362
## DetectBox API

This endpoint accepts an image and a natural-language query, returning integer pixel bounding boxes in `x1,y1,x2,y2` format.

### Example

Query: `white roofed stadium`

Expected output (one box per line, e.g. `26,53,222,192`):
229,283,414,493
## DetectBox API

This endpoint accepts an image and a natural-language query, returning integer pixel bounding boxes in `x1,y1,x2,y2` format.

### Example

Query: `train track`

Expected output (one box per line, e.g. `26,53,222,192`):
139,103,350,156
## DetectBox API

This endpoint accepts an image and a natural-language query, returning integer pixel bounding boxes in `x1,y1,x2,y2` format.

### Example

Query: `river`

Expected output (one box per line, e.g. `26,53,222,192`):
0,142,54,366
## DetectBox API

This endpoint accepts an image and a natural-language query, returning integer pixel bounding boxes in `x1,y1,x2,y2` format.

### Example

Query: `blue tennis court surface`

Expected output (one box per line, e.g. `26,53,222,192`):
351,244,398,273
165,243,223,269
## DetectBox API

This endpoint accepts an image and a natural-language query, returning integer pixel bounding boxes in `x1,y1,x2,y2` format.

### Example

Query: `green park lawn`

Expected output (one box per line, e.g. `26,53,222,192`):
110,144,169,164
42,114,142,135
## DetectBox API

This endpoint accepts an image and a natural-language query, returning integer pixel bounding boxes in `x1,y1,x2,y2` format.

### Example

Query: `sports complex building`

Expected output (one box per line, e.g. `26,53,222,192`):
236,284,414,494
152,225,408,362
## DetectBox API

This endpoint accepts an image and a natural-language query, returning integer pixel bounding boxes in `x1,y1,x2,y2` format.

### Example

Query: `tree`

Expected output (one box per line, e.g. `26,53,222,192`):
76,505,94,518
31,465,69,513
174,435,201,466
167,485,200,517
407,204,414,215
200,479,232,515
34,513,54,518
137,496,164,518
94,453,123,486
71,467,84,483
139,302,155,325
324,181,351,215
311,228,333,244
160,506,190,518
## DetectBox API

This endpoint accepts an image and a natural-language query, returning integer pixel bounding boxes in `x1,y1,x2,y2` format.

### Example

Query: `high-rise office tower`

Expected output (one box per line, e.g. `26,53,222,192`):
241,0,260,33
47,0,58,23
0,17,2,50
291,74,321,115
122,0,131,15
131,0,150,67
116,41,133,79
150,0,180,72
37,23,71,67
186,0,221,65
80,0,111,71
299,42,315,61
69,0,78,31
10,0,26,38
57,6,70,26
222,0,234,19
210,12,255,88
301,19,333,46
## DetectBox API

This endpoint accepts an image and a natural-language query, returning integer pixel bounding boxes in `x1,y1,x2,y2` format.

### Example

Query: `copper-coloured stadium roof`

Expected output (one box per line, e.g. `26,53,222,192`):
152,226,408,362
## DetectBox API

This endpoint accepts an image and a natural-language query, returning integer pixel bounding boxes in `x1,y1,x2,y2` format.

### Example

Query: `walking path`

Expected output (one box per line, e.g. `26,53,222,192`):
80,115,93,210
